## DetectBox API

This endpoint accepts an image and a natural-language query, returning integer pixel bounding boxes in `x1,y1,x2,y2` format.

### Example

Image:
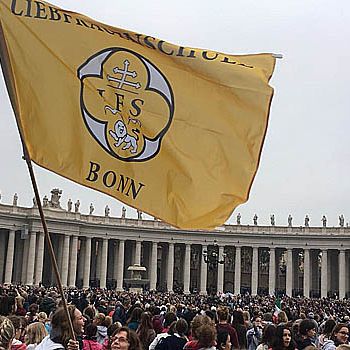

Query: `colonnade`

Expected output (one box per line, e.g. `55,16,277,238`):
0,228,349,298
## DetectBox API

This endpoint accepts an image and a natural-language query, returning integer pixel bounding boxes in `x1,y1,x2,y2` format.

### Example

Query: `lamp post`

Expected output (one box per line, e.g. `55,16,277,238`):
202,240,226,270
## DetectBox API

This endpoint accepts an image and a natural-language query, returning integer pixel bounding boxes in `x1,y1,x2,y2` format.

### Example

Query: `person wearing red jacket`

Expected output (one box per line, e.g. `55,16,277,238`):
216,307,239,349
83,324,102,350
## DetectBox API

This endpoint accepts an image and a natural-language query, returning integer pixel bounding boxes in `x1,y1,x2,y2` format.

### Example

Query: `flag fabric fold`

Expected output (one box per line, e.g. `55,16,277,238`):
0,0,276,229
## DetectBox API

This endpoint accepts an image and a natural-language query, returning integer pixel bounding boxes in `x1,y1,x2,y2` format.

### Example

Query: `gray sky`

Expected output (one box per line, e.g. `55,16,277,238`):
0,0,349,227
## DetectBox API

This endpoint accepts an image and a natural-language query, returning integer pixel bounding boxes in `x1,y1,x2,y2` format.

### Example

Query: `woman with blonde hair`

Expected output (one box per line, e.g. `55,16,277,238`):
0,316,15,350
278,311,289,325
25,322,48,350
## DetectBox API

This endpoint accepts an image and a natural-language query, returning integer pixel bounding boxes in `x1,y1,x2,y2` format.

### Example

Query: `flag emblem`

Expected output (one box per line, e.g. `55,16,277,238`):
78,48,174,162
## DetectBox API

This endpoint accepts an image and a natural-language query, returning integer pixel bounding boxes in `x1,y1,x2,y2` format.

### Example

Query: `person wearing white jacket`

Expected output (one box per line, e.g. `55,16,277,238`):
321,323,349,350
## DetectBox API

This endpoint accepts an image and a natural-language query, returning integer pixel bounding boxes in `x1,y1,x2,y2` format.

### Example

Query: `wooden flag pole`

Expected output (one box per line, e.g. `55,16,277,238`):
0,23,76,341
22,148,77,341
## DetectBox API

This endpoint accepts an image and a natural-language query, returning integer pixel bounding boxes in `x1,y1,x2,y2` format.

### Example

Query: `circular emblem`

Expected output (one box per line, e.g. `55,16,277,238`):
77,48,174,161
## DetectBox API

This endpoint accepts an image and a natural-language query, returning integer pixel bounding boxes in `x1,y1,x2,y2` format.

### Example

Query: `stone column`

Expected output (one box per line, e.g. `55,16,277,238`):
321,249,328,298
4,230,15,285
167,243,174,292
150,242,158,290
286,248,293,296
26,231,37,285
116,240,125,291
61,234,70,287
96,241,102,281
21,237,29,284
268,247,276,295
0,235,6,284
217,245,225,293
83,237,92,288
251,247,259,295
200,245,208,295
184,244,191,294
34,232,45,285
303,248,310,298
57,236,64,275
68,236,78,287
77,239,85,284
113,242,119,281
234,246,241,295
339,249,346,299
135,240,142,265
100,238,108,289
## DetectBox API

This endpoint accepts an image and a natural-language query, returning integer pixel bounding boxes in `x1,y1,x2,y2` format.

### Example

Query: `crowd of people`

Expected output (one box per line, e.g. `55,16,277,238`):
1,285,350,350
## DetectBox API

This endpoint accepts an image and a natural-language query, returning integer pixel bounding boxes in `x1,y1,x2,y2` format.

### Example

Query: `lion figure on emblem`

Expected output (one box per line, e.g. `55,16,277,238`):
109,120,138,153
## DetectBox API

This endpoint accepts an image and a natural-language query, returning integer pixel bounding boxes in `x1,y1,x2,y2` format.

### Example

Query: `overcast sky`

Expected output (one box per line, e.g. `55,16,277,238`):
0,0,349,227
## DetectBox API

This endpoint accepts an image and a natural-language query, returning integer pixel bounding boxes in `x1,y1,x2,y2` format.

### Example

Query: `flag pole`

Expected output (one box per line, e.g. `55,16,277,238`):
0,24,76,341
22,148,77,341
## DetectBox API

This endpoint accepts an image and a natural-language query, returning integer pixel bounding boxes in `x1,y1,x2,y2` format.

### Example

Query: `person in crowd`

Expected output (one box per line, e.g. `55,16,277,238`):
271,324,295,350
126,308,143,332
112,301,126,326
94,314,108,344
102,324,121,350
257,323,276,350
83,324,102,350
246,315,263,350
278,312,289,325
136,312,155,350
0,316,15,350
148,312,177,350
110,327,142,350
14,297,26,317
216,307,239,349
149,307,162,335
25,322,48,350
184,315,213,350
232,310,247,349
216,330,231,350
243,311,252,330
321,324,349,350
83,306,96,325
318,320,337,349
196,323,216,350
36,305,85,350
153,318,188,350
36,312,50,334
336,345,350,350
8,316,27,350
25,305,39,325
296,319,317,350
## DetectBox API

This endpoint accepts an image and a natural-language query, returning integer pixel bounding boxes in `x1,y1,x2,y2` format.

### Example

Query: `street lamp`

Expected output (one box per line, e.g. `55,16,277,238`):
203,240,226,270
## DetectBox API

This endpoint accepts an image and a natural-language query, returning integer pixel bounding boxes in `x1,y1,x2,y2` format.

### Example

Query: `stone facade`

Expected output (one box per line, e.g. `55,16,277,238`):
0,198,349,298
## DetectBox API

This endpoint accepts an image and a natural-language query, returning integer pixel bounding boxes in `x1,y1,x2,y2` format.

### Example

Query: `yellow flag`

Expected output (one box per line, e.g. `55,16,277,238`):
0,0,275,229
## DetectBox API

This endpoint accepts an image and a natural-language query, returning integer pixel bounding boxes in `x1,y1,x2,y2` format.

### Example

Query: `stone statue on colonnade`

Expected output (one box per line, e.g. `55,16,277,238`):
67,198,72,212
74,200,80,213
13,193,18,206
236,213,241,225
